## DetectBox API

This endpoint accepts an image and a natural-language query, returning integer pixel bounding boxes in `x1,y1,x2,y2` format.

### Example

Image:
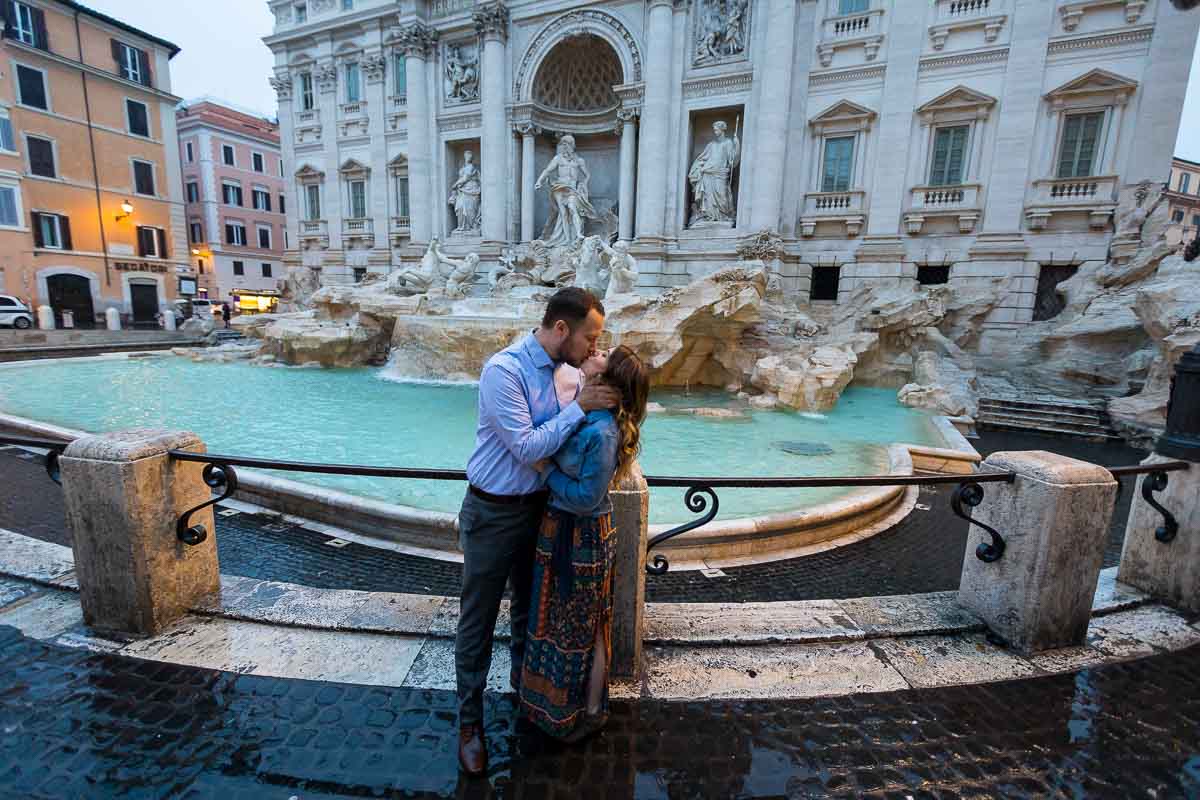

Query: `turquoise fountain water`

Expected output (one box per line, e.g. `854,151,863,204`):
0,356,944,524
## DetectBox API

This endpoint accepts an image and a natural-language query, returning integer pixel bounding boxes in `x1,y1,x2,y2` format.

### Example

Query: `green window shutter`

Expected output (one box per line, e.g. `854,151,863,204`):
1058,112,1104,179
930,126,969,186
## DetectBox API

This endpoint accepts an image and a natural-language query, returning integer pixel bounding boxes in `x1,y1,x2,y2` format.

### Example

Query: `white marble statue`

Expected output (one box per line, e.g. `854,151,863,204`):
438,251,481,299
601,240,638,298
573,236,607,296
445,45,479,103
391,238,444,294
448,152,482,235
534,134,603,248
688,120,740,227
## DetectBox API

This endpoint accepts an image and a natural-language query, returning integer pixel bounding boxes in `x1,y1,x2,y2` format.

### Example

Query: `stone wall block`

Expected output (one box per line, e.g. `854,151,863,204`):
1118,455,1200,613
60,429,220,636
958,450,1116,654
609,461,648,679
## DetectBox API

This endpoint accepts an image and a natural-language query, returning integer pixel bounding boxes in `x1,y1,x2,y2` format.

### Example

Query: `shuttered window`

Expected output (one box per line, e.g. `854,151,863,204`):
0,186,18,227
257,225,272,249
31,212,70,250
136,225,165,258
393,54,406,97
133,160,155,196
126,99,150,137
186,182,199,203
112,40,152,87
222,182,243,207
345,63,361,103
225,223,247,246
233,260,244,276
189,222,203,243
16,64,47,110
1180,173,1191,194
26,136,55,178
928,125,969,187
305,184,321,220
253,153,264,173
349,180,366,218
298,73,314,111
821,136,855,193
7,2,47,49
0,112,15,152
1057,112,1104,179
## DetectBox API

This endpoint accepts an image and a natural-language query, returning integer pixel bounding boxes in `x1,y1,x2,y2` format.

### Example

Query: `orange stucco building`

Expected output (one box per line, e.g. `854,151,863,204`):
0,0,190,328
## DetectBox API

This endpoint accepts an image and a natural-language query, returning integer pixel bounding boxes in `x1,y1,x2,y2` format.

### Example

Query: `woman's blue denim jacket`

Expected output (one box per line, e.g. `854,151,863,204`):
545,409,619,517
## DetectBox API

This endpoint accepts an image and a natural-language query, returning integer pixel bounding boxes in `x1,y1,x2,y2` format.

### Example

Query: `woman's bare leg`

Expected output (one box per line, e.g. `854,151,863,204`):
586,630,606,715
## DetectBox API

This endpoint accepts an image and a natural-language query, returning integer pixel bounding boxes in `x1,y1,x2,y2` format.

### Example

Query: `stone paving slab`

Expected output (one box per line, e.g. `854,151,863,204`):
643,599,865,644
0,527,73,584
403,638,512,693
1092,566,1151,614
836,590,986,637
0,577,38,609
1088,605,1200,653
0,590,83,640
643,641,911,700
873,633,1041,689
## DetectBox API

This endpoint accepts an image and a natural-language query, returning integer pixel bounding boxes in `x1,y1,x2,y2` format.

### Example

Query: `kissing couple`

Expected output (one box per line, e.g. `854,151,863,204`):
454,287,650,775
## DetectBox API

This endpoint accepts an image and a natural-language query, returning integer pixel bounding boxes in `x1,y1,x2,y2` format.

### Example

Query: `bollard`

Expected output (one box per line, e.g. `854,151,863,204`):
105,308,121,331
162,308,177,331
609,461,649,679
1117,456,1199,612
59,429,220,636
958,451,1117,654
37,305,54,330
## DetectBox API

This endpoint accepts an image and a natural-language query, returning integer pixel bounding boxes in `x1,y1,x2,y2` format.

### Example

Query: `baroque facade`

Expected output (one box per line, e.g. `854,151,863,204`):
1164,155,1200,246
265,0,1198,352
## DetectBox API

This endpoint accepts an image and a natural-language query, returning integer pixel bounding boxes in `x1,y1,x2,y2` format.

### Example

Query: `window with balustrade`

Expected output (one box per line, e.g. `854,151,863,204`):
1056,112,1105,179
821,137,854,193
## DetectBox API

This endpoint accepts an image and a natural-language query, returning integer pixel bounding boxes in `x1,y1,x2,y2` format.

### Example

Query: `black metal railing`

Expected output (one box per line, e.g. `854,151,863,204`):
1108,461,1190,543
1,436,1189,576
0,435,67,485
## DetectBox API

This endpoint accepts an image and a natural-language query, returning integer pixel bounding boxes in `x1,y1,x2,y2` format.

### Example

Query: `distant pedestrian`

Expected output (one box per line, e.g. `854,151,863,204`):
221,303,231,329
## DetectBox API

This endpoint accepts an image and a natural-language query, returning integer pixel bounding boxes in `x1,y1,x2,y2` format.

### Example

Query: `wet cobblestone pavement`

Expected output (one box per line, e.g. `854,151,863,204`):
0,623,1198,798
0,430,1148,602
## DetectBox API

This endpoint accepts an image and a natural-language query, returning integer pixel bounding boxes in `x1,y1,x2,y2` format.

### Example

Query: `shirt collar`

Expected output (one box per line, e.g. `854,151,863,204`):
523,332,556,370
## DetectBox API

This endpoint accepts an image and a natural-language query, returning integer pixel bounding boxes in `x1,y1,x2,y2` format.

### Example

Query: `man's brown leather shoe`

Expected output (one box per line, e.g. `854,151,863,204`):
458,724,487,776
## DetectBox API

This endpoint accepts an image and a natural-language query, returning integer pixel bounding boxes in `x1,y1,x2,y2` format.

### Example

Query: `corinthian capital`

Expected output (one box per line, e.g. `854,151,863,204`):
398,22,439,57
269,72,292,99
473,2,510,42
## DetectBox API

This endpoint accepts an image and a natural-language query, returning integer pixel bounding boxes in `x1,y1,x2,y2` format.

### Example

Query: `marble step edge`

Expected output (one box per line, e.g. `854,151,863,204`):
975,406,1109,425
976,419,1124,441
976,414,1117,436
978,395,1107,411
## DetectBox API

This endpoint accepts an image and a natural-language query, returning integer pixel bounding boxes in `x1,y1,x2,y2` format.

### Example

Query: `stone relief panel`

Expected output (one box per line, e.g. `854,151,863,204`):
693,0,750,66
444,41,480,104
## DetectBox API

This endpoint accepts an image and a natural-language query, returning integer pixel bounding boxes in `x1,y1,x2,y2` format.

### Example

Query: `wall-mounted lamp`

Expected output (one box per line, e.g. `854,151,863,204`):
191,248,201,256
114,200,134,222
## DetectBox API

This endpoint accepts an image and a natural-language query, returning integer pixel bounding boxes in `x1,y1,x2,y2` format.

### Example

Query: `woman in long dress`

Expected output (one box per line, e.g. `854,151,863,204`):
521,346,650,742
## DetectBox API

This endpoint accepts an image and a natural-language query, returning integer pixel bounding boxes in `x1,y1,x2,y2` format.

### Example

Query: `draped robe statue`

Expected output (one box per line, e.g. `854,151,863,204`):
688,121,740,227
448,152,481,234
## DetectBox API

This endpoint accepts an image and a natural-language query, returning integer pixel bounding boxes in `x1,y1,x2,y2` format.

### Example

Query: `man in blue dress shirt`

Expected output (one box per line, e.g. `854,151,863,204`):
456,287,619,775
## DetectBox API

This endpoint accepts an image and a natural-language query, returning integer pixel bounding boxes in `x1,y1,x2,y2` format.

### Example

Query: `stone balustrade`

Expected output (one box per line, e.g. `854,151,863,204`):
1026,175,1118,230
340,101,367,118
804,190,866,215
299,219,330,248
823,8,884,40
904,184,982,234
941,0,994,18
431,0,472,17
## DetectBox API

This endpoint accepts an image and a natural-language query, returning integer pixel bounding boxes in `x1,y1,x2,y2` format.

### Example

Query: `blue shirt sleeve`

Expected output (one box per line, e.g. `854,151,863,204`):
546,424,619,515
480,360,585,467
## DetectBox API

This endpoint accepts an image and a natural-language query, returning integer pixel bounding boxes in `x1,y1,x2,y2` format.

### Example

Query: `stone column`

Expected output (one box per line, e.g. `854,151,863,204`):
617,108,638,241
958,451,1117,654
364,50,390,268
610,462,649,679
316,60,344,255
59,430,220,636
747,0,797,232
1118,456,1200,613
517,123,538,242
635,0,674,242
400,24,438,245
474,3,510,245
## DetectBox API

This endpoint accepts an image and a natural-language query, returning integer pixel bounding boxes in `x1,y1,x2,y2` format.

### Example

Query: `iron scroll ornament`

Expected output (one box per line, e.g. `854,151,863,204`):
1142,470,1179,543
176,463,239,546
952,481,1006,563
45,450,62,485
645,485,719,575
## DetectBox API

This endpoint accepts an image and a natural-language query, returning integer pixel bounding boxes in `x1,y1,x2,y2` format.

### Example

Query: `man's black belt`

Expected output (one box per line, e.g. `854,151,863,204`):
469,485,548,506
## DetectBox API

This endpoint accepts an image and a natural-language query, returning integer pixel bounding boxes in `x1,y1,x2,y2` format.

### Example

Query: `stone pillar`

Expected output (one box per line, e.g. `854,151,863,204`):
958,451,1117,654
105,307,121,331
610,462,649,679
618,108,638,242
162,309,176,331
517,123,538,243
400,24,438,245
1118,456,1200,613
635,0,674,242
59,430,220,636
747,0,797,232
475,3,510,244
316,60,344,255
37,305,54,329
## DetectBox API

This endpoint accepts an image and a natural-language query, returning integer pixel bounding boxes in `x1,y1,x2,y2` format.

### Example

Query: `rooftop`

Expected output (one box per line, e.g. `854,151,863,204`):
55,0,181,58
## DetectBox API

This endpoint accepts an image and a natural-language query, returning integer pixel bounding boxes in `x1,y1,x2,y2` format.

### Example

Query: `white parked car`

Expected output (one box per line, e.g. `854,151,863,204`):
0,295,34,329
188,298,221,317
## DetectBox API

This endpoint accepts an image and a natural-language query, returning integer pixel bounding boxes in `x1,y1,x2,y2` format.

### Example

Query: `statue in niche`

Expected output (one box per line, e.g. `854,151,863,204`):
601,240,638,298
445,45,479,103
438,251,481,299
573,236,607,296
535,134,604,248
390,238,445,294
448,151,482,235
688,119,740,227
694,0,749,65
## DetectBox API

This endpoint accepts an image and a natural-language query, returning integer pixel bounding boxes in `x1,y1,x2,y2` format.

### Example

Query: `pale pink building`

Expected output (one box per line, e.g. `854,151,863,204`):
177,98,286,312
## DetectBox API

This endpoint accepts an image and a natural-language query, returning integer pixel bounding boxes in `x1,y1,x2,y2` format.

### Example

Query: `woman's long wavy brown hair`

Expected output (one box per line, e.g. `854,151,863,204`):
602,345,650,487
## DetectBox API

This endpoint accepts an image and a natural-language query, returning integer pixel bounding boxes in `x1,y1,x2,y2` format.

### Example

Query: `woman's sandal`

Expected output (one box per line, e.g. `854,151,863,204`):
563,710,609,744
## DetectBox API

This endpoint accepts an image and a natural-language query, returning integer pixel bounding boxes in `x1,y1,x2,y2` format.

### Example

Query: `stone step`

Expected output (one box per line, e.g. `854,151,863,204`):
976,404,1107,426
979,395,1105,413
977,414,1124,441
977,410,1112,434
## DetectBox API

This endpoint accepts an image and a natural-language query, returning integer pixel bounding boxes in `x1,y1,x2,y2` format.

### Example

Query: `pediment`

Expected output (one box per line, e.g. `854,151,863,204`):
388,153,408,174
288,52,316,68
295,164,325,181
1045,69,1137,101
809,100,877,130
338,158,371,177
917,86,997,114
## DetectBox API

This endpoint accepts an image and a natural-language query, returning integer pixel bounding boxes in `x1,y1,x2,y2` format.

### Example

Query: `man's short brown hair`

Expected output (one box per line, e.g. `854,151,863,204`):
541,287,605,330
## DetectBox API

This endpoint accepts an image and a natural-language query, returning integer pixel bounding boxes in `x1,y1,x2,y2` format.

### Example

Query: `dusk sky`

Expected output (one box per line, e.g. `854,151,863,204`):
86,2,1200,161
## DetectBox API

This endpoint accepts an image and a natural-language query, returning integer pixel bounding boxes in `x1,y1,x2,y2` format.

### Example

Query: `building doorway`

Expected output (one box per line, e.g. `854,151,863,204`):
46,274,96,329
130,282,161,328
